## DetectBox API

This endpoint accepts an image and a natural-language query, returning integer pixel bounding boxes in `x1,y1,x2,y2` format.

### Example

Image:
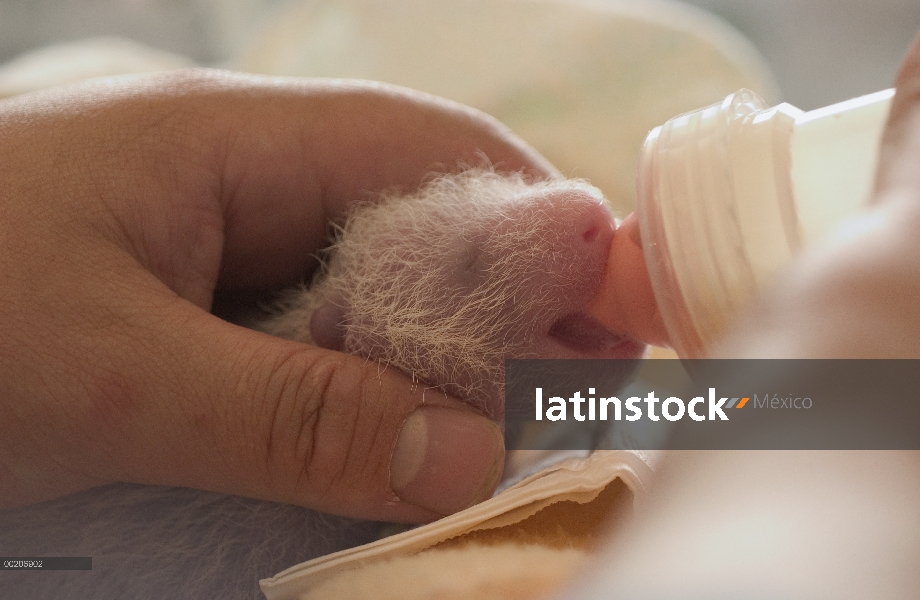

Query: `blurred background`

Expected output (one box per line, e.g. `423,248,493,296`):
0,0,915,366
1,0,918,109
0,0,917,223
684,0,920,108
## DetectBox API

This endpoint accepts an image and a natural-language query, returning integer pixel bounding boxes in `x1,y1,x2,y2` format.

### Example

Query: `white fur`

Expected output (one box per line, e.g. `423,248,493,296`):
262,170,609,414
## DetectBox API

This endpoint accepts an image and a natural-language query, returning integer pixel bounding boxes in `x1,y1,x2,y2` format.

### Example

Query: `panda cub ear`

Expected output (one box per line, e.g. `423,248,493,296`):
256,279,343,347
306,300,349,351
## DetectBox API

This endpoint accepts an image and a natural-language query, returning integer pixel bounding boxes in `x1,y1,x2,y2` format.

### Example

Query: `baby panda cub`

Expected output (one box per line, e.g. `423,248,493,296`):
0,170,644,600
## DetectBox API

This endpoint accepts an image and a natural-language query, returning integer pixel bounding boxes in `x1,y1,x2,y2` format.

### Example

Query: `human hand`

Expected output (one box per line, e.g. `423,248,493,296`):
557,31,920,600
714,31,920,360
0,70,556,521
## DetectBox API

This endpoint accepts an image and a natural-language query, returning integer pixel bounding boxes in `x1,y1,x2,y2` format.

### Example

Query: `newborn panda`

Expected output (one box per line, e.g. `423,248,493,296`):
0,171,643,600
263,170,645,420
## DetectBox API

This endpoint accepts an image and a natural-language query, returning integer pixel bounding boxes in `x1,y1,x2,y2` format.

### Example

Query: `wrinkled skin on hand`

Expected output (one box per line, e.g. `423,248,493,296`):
0,70,647,600
0,70,564,599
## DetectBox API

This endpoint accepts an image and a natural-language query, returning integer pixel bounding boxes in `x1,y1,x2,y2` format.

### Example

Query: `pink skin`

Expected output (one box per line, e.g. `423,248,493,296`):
587,211,670,348
303,183,646,420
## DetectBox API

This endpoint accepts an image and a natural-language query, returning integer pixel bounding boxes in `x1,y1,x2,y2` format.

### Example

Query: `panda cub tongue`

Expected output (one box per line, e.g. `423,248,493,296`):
585,212,670,348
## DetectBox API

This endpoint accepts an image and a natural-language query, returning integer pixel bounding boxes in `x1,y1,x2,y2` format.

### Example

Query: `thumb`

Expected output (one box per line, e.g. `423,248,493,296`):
876,29,920,201
78,287,505,523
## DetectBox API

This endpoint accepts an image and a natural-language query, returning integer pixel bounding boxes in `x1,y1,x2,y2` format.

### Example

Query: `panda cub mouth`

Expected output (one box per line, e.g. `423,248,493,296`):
547,312,640,355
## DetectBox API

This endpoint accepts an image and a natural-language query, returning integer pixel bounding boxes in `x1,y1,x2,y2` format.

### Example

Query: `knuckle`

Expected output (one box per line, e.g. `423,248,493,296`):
255,348,390,500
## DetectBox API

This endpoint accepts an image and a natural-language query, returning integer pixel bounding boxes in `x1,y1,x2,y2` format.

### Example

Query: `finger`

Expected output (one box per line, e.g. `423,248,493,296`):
35,266,505,522
876,29,920,199
0,70,558,325
31,70,559,293
210,75,560,289
0,71,525,516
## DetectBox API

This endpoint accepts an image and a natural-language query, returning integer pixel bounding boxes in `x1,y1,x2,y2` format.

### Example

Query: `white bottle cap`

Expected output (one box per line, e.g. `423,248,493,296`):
636,88,891,357
637,89,800,358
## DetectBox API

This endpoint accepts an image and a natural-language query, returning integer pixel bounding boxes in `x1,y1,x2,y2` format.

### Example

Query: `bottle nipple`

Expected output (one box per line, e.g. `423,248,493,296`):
586,211,669,347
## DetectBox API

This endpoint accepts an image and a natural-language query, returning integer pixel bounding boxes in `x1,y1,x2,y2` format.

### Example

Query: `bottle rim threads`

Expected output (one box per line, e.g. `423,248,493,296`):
637,88,892,358
638,89,798,358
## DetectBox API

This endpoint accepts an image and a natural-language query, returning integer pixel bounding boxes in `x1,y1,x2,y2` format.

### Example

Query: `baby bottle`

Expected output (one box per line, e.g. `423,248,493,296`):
589,88,894,358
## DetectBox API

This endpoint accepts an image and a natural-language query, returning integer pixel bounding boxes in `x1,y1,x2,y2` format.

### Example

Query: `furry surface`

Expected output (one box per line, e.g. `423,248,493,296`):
0,171,635,599
261,170,635,418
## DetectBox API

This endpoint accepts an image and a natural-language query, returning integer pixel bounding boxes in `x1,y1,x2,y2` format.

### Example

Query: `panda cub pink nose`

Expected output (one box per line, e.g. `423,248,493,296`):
564,196,616,268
